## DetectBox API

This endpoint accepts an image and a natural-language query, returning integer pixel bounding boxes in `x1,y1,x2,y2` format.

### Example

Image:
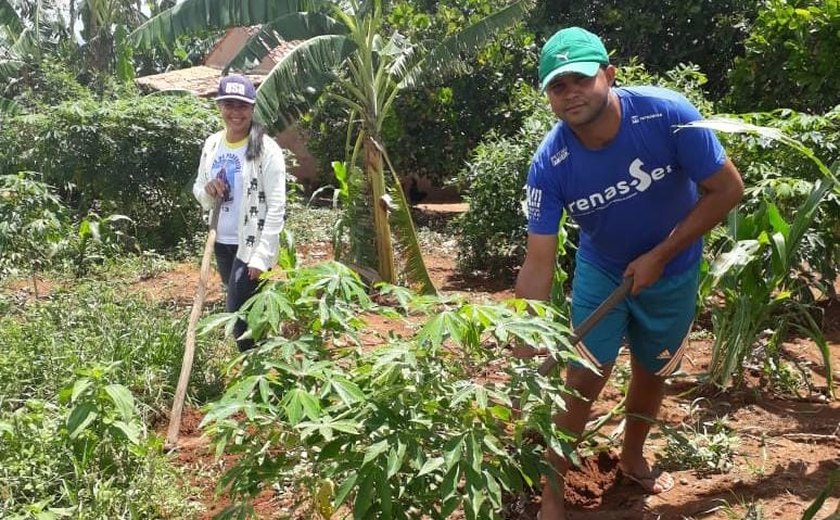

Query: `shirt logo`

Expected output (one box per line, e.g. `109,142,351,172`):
525,185,543,220
631,112,663,124
551,147,569,166
567,158,674,215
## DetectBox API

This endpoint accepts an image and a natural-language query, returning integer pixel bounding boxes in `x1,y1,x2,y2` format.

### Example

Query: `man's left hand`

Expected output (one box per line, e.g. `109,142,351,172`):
248,267,263,280
624,251,666,295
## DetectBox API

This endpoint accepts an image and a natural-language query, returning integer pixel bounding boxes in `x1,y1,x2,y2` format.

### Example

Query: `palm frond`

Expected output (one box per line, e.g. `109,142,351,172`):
130,0,327,48
0,96,21,115
254,34,355,130
0,57,23,79
680,118,840,189
223,12,348,73
8,26,36,58
376,140,436,295
0,0,23,36
398,0,529,89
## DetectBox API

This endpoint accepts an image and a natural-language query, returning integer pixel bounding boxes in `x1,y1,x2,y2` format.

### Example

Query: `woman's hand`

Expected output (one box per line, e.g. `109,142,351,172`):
204,179,228,199
248,267,263,280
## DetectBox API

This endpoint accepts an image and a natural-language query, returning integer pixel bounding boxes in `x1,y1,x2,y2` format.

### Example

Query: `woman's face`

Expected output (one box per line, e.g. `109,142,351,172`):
218,100,254,138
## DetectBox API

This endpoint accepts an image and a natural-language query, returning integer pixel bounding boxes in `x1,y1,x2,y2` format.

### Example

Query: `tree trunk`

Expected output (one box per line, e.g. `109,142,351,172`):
364,136,395,284
69,0,75,37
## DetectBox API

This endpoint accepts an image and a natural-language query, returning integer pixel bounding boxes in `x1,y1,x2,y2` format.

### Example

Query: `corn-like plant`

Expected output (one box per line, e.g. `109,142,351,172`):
802,470,839,520
686,119,838,394
199,261,585,519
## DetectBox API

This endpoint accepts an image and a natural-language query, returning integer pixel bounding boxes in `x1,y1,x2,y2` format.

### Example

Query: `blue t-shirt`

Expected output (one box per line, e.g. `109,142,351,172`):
525,86,726,277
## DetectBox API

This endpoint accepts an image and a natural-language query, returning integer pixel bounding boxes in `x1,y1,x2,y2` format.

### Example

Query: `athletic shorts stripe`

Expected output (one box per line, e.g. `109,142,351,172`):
655,324,692,376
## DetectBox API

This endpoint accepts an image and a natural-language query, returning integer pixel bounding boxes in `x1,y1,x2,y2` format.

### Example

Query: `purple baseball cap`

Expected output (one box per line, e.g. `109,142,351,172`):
215,74,256,104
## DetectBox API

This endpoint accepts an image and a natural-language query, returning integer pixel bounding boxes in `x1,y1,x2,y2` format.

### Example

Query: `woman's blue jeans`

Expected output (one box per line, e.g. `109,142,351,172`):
214,243,259,352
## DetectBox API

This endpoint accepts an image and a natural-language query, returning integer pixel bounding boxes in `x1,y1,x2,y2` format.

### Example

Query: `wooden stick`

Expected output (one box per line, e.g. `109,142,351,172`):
537,276,633,376
166,199,221,447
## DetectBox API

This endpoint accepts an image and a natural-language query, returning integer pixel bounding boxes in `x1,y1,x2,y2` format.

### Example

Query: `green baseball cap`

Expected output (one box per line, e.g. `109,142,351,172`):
539,27,609,91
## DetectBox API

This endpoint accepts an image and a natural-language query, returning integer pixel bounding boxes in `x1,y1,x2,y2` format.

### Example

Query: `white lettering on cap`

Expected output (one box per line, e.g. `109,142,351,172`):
225,83,246,95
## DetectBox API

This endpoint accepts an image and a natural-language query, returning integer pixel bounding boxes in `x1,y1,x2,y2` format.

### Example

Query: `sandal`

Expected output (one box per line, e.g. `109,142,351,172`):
618,463,674,494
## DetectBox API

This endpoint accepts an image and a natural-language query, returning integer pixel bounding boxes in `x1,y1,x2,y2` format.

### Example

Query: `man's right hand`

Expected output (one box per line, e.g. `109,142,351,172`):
204,179,228,199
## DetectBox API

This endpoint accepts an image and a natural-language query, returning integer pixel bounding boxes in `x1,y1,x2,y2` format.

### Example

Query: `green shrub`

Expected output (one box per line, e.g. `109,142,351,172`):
726,0,840,113
0,92,220,250
0,379,199,519
0,279,222,413
0,173,69,285
453,85,552,275
199,262,585,519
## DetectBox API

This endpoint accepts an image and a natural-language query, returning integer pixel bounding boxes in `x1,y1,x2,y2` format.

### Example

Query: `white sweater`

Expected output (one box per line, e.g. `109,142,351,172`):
193,131,287,272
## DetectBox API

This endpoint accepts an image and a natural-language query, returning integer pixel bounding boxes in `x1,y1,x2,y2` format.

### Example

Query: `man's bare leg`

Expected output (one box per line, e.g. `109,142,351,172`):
619,356,672,493
539,363,613,520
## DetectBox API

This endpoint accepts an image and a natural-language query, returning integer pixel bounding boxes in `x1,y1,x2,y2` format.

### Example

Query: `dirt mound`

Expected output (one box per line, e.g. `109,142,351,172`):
565,451,621,508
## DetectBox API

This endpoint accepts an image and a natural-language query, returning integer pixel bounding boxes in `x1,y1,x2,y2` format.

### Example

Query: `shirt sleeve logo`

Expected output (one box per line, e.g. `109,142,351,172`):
550,147,569,166
525,185,543,221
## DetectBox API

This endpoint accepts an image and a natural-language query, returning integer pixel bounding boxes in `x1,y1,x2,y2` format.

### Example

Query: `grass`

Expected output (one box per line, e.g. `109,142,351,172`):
0,256,232,518
0,280,225,415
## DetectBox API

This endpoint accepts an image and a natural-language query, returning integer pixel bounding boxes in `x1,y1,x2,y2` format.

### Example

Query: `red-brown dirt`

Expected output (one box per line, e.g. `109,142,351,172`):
143,207,839,520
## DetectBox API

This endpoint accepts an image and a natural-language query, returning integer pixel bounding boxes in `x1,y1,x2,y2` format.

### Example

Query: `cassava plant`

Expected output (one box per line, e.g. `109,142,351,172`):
198,261,588,519
0,172,68,297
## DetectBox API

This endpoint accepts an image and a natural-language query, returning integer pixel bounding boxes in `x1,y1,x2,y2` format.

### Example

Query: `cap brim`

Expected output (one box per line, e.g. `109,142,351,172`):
215,94,256,104
540,61,601,91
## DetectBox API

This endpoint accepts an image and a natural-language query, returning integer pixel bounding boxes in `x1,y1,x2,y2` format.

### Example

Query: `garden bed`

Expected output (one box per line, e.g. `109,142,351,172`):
143,229,839,520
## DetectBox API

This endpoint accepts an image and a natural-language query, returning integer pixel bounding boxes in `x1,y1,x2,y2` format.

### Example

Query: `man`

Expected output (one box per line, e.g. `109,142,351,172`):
515,27,743,519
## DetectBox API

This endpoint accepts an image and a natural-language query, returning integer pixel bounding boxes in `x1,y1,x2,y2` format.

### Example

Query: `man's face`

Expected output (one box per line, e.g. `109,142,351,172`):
545,65,615,127
217,100,255,137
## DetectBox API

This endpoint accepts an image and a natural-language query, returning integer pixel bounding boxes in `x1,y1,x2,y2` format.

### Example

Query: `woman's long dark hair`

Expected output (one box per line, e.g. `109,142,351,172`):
246,121,266,161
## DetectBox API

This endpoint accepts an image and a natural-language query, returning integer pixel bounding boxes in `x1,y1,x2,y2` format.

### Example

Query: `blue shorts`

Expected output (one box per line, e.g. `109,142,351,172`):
571,257,700,376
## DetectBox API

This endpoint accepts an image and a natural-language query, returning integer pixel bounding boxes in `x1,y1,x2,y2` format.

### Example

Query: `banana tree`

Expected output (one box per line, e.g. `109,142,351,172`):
0,0,26,115
0,0,76,114
130,0,529,294
77,0,146,74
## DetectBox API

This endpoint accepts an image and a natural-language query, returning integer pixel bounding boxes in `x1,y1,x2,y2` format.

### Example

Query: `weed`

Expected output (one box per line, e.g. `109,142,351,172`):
287,202,340,248
659,400,739,475
0,375,200,519
0,276,224,416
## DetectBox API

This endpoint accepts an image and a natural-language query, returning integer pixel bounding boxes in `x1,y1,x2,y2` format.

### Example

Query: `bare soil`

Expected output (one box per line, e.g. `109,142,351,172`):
140,207,839,520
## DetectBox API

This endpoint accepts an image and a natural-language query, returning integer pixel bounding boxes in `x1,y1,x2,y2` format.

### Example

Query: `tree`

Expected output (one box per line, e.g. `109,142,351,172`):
130,0,529,293
726,0,840,114
532,0,759,98
75,0,145,74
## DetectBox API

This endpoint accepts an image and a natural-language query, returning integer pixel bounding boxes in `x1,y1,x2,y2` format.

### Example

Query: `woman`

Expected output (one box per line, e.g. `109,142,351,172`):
193,74,286,351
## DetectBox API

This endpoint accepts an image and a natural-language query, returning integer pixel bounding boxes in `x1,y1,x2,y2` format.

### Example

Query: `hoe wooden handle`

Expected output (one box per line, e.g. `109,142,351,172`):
166,199,221,447
537,276,633,377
